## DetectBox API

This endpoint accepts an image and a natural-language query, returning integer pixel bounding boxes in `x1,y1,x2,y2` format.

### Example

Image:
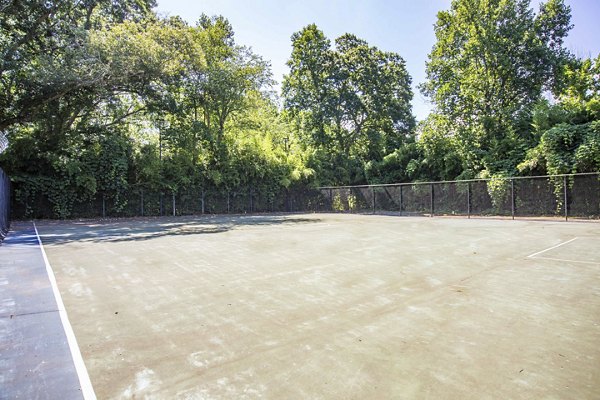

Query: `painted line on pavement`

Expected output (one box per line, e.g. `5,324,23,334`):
33,221,97,400
528,256,599,266
527,237,578,258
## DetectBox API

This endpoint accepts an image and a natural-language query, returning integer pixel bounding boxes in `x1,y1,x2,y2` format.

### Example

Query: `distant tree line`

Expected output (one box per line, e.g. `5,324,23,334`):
0,0,598,218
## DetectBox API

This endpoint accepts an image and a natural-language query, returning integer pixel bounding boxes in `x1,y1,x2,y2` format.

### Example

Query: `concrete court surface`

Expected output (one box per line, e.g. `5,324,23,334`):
35,213,600,399
0,222,88,400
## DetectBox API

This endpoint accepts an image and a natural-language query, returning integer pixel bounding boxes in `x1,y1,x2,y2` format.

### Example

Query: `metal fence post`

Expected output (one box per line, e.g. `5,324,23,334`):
227,191,230,214
430,183,434,217
172,192,176,216
511,179,515,220
371,186,375,214
564,175,568,221
399,185,403,215
467,182,471,219
102,194,106,218
140,190,144,216
201,189,205,214
249,187,253,213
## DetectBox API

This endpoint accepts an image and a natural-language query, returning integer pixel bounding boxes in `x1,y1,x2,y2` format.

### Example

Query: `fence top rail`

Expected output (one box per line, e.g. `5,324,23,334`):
316,171,600,190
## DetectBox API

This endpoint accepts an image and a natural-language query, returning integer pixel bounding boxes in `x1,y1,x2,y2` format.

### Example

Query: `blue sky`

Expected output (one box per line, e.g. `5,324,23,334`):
156,0,600,121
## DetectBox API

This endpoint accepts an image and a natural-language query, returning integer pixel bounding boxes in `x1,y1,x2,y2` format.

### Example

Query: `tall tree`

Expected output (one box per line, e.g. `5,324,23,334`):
154,15,273,188
420,0,572,175
0,0,156,132
283,24,415,184
282,24,333,150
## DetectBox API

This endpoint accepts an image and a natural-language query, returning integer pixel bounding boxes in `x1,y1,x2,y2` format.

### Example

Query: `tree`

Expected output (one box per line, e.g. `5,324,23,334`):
518,55,600,175
283,24,415,184
416,114,464,181
420,0,572,175
557,55,600,123
152,15,274,190
0,12,204,217
333,34,415,159
190,44,272,154
0,3,313,218
282,24,334,150
0,0,156,133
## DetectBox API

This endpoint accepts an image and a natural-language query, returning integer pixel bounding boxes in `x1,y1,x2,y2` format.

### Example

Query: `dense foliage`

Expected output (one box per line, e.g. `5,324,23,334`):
420,0,573,179
282,24,415,185
0,0,598,218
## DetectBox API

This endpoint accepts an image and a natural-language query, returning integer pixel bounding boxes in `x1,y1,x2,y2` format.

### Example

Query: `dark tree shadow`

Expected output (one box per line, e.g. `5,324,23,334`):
33,214,322,245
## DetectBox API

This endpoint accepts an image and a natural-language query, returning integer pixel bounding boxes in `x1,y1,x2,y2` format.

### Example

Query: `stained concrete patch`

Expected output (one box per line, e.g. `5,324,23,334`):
36,214,600,399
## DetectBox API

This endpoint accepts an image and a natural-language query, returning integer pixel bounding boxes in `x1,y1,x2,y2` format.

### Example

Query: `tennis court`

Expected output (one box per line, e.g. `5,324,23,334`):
33,214,600,398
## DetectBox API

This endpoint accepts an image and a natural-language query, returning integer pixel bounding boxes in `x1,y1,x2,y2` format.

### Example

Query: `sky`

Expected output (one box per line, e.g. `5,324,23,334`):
155,0,600,121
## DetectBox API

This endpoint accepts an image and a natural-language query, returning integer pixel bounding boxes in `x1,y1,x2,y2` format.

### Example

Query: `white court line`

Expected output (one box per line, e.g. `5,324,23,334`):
33,221,97,400
527,237,578,258
530,256,600,266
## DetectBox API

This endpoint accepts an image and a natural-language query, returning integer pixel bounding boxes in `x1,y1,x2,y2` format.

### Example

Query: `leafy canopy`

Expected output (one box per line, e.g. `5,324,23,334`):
283,24,415,184
420,0,572,175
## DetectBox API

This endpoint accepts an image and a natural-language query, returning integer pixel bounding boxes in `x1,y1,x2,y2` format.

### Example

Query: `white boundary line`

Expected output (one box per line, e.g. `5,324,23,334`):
527,237,578,258
530,256,600,266
33,221,97,400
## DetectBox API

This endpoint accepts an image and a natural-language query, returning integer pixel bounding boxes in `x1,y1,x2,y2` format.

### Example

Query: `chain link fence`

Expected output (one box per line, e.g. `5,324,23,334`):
9,172,600,220
0,168,10,241
319,173,600,220
0,132,8,154
13,186,325,219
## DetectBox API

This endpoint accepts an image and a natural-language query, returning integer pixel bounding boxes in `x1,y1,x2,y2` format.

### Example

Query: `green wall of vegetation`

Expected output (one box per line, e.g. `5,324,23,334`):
0,0,598,218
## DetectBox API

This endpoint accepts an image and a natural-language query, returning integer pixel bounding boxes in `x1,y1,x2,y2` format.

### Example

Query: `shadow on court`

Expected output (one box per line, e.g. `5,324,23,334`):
34,214,322,245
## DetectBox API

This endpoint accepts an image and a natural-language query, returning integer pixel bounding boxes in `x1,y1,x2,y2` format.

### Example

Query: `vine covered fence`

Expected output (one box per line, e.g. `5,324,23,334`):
320,172,599,220
10,172,600,220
